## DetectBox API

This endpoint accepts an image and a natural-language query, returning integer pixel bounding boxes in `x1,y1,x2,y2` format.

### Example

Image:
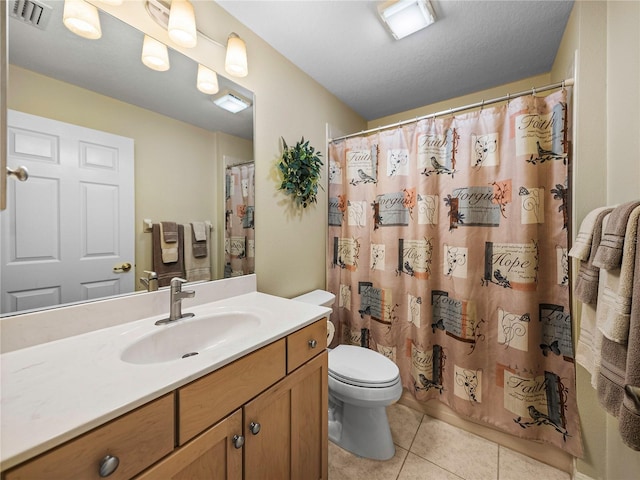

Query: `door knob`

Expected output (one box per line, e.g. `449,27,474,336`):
249,421,261,435
113,262,132,273
6,166,29,182
308,339,318,348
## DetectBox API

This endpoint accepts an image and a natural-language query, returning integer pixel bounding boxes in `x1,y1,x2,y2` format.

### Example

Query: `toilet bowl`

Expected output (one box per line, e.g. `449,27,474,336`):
293,290,402,461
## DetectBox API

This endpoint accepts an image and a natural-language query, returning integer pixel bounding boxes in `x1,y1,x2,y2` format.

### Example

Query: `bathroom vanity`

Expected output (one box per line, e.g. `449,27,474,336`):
0,276,329,479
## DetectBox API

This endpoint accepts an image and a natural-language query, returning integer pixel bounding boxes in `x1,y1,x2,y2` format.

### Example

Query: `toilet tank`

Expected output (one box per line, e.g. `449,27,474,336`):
292,289,335,307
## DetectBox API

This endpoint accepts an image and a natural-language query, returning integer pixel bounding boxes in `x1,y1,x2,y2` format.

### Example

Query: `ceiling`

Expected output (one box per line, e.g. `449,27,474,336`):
218,0,575,121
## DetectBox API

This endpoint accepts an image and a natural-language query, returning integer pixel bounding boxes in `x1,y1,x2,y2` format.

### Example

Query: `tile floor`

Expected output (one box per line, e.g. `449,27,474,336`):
328,403,571,480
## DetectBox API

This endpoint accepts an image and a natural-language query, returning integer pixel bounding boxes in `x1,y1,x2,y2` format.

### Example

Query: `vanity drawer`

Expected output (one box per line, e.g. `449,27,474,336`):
4,394,174,480
178,339,286,445
287,319,327,373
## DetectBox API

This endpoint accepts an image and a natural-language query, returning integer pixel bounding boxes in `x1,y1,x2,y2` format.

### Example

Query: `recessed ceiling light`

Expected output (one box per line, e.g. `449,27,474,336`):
378,0,436,40
213,90,252,113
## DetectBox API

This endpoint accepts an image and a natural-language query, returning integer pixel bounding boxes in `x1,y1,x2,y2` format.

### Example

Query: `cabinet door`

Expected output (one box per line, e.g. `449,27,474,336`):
136,410,243,480
244,350,328,480
291,351,328,480
243,381,291,479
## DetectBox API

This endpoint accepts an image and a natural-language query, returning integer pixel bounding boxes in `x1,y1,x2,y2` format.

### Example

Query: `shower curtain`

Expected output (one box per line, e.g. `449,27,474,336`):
224,163,255,277
327,89,582,456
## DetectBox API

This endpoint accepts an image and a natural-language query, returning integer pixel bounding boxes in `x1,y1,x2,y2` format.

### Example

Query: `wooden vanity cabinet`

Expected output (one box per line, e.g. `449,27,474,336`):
3,394,174,480
2,319,328,480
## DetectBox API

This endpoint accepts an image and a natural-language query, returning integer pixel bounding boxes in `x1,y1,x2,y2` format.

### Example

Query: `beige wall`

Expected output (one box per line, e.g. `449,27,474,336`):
93,1,366,299
8,65,253,287
552,1,640,479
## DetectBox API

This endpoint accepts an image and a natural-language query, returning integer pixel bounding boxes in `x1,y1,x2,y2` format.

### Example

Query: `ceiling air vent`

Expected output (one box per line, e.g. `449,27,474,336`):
10,0,53,30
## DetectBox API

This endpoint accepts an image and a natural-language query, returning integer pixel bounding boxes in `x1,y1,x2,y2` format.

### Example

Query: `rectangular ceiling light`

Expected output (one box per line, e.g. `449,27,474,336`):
213,90,252,113
378,0,435,40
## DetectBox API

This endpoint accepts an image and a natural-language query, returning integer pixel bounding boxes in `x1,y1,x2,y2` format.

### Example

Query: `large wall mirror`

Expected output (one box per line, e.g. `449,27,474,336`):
1,0,255,316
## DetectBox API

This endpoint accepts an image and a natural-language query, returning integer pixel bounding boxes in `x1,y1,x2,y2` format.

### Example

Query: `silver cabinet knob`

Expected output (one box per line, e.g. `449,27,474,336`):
98,454,119,477
249,421,261,435
308,339,318,348
232,434,245,449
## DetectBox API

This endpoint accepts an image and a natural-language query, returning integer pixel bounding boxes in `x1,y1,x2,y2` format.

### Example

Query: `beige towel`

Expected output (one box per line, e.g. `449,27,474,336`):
152,223,185,287
183,223,211,283
192,221,207,242
569,206,615,261
593,200,640,269
574,208,614,304
599,206,640,344
191,222,208,258
160,222,178,263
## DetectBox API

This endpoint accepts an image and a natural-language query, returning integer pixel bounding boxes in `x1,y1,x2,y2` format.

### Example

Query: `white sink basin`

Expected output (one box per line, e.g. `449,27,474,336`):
121,308,262,364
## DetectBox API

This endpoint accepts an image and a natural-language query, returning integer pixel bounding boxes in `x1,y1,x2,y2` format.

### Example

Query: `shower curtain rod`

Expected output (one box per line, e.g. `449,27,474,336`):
329,78,574,143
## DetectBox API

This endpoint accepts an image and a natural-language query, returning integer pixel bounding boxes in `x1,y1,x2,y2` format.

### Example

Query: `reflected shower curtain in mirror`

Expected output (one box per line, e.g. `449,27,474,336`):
327,89,583,456
224,163,255,277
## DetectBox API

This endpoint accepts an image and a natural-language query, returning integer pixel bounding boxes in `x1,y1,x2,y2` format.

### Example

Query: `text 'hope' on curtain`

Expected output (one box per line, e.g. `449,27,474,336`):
326,89,583,456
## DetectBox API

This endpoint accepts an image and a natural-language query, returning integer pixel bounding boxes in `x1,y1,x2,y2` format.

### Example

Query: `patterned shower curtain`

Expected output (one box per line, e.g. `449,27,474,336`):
327,89,583,456
224,163,255,277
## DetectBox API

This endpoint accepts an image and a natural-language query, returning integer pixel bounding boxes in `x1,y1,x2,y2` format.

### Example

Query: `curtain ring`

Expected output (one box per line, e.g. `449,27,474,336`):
561,80,566,91
480,99,485,111
507,93,511,105
532,86,536,95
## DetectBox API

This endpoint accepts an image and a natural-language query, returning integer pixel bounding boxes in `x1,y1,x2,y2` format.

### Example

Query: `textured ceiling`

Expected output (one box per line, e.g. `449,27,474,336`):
218,0,574,120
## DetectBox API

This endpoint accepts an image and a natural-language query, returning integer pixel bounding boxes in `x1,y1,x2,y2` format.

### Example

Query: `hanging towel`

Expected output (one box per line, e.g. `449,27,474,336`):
192,221,207,242
191,222,208,258
618,215,640,451
573,208,614,304
593,200,640,269
183,223,211,282
569,206,615,261
597,215,640,450
599,205,640,344
575,302,599,381
160,222,179,263
152,223,185,287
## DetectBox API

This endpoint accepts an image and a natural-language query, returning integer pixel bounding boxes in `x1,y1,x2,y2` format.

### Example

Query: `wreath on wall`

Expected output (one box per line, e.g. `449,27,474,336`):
277,137,324,208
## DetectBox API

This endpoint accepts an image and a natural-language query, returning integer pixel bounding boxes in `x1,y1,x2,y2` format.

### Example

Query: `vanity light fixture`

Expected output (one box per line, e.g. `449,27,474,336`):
63,0,102,40
145,0,249,78
377,0,436,40
213,90,252,114
141,34,170,71
197,64,219,94
168,0,197,48
225,33,248,78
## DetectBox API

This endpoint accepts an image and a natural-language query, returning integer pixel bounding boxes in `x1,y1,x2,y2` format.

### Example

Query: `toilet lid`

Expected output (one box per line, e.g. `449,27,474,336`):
329,345,400,388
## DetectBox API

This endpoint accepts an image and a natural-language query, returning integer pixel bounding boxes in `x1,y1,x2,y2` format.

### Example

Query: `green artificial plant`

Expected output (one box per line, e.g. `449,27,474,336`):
277,137,324,208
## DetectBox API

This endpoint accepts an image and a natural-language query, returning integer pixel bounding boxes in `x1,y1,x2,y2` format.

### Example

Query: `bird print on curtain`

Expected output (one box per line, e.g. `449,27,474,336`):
327,89,583,456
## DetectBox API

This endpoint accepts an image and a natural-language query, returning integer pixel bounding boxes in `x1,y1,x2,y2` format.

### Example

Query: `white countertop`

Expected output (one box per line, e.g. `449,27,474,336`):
0,291,330,471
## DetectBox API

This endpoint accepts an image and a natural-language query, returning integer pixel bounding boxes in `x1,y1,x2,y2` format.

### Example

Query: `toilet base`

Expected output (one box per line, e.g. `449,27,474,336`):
329,400,396,461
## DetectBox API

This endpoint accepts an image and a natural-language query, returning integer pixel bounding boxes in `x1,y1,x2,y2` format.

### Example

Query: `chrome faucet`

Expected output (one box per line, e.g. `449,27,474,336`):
140,270,158,292
155,277,195,325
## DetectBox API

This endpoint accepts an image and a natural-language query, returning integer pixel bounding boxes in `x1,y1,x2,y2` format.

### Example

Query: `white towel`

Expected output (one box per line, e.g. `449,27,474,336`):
599,206,640,344
183,224,211,282
569,206,616,261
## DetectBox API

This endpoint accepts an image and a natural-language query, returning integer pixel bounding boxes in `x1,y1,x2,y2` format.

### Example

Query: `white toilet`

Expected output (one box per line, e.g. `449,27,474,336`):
293,290,403,461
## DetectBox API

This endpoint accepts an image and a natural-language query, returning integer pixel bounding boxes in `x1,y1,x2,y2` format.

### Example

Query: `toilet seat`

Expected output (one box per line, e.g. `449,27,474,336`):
329,345,400,388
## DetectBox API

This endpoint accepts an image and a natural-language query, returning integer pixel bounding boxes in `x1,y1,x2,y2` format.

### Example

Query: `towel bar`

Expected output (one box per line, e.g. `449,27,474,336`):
143,220,213,233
